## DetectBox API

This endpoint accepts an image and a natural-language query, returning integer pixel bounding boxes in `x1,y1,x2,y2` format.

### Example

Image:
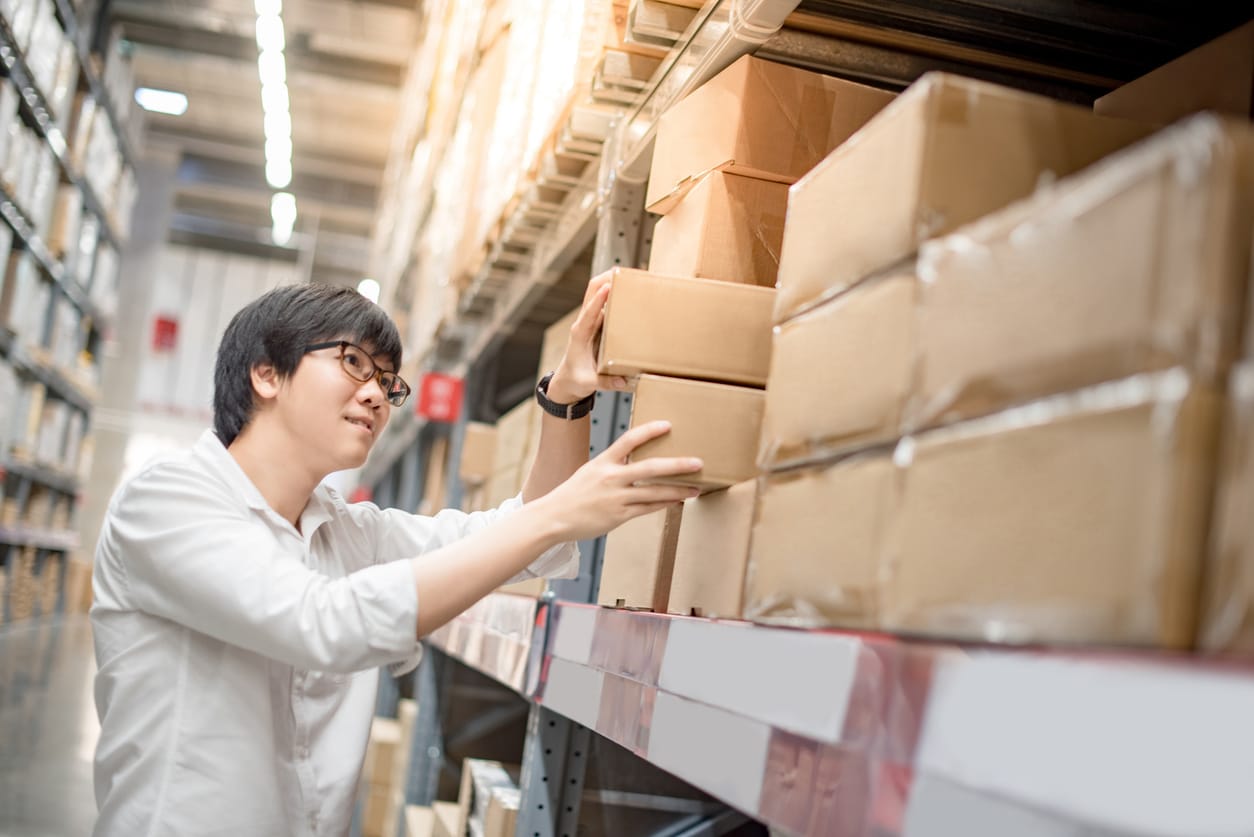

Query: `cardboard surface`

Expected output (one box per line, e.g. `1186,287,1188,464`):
431,801,459,837
404,805,436,837
1199,363,1254,655
743,453,893,628
458,422,498,485
648,170,789,287
597,505,684,610
646,54,894,213
1095,21,1254,123
669,479,757,618
596,267,776,387
760,269,916,469
884,371,1221,649
628,374,765,490
910,115,1254,430
774,71,1156,322
537,306,581,383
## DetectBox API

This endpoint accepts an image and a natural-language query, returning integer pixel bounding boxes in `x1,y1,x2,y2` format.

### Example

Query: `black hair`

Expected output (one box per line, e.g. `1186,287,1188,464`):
213,283,403,446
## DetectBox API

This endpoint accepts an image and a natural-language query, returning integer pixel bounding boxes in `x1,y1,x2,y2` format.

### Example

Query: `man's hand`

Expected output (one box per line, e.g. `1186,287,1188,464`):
545,272,629,404
528,420,703,544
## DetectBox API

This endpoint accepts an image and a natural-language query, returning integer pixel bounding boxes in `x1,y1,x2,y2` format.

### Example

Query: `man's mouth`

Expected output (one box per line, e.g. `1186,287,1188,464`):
345,417,373,433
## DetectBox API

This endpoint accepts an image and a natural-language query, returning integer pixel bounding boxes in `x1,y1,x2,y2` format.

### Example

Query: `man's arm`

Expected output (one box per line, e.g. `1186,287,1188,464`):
522,272,626,502
412,420,702,635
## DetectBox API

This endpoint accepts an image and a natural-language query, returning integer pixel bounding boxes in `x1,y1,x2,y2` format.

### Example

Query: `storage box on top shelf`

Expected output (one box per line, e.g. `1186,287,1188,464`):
647,171,789,287
0,83,18,164
596,267,775,387
645,55,895,214
774,72,1156,323
1095,21,1254,123
6,0,36,51
908,113,1254,432
48,41,78,128
26,0,61,95
47,185,84,260
0,363,18,455
68,91,97,171
0,253,50,342
1199,362,1254,655
536,305,580,384
626,374,764,491
669,478,756,618
457,421,498,487
605,1,668,58
597,504,683,610
883,369,1219,649
743,450,893,628
760,266,916,470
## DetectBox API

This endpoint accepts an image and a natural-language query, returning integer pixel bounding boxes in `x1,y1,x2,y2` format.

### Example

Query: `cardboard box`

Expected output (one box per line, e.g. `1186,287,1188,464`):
774,72,1155,322
742,453,892,627
363,718,402,787
536,306,581,382
669,479,756,618
628,374,765,490
647,170,789,287
883,370,1220,649
493,399,541,477
456,759,519,837
1095,21,1254,123
381,699,419,837
596,268,775,387
405,805,436,837
645,55,894,213
483,787,520,837
760,269,915,470
497,576,547,597
910,114,1254,431
597,505,684,610
1199,362,1254,655
458,422,498,486
431,801,459,837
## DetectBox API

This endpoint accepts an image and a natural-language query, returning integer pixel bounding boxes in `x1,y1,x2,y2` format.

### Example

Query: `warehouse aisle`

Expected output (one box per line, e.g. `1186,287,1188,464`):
0,616,98,837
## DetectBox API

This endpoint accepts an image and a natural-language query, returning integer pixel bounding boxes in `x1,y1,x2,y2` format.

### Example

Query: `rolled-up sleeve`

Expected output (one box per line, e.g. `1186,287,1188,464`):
102,464,419,674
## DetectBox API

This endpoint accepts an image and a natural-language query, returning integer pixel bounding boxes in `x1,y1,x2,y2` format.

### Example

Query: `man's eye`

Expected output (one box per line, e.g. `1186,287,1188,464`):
344,352,364,367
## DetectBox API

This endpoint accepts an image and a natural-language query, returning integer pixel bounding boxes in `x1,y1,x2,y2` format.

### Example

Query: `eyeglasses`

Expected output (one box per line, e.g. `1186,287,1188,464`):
304,340,411,407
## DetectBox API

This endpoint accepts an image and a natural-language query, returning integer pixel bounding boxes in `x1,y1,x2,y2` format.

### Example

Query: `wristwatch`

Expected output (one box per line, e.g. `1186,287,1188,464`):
535,372,596,420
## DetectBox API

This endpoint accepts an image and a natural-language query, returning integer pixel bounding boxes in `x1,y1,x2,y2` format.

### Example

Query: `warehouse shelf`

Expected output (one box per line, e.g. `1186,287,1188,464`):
426,591,547,695
0,11,125,252
0,328,96,413
427,596,1254,837
0,457,80,496
0,182,105,327
0,523,77,551
50,0,137,170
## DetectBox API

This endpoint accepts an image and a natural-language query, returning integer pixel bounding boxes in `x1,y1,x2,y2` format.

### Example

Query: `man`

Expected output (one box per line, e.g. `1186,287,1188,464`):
90,275,701,836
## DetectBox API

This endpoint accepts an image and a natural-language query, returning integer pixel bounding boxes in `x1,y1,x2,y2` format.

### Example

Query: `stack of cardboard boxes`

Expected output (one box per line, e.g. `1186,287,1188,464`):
402,758,520,837
592,55,894,613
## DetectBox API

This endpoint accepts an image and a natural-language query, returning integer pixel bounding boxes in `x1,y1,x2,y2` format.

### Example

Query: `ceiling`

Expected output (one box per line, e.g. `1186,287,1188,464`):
106,0,419,285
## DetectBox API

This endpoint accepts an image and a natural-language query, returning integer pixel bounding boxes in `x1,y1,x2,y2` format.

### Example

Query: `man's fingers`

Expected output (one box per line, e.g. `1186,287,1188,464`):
604,420,674,459
621,455,704,483
596,374,630,392
571,282,611,341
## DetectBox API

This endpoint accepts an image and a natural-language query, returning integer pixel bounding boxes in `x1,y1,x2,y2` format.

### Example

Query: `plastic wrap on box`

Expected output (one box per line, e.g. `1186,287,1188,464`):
743,451,894,628
1199,362,1254,654
759,268,915,470
884,369,1220,649
910,114,1254,433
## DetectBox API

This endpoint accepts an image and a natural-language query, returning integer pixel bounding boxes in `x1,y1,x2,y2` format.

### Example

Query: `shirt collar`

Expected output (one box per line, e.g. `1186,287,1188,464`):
193,430,340,539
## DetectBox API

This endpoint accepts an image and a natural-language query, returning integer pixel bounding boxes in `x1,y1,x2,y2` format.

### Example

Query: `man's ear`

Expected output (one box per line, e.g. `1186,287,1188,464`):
250,362,282,402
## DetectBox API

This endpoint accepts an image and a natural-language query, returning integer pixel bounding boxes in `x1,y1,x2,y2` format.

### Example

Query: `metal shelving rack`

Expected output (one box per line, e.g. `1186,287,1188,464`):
356,1,1254,835
0,0,130,615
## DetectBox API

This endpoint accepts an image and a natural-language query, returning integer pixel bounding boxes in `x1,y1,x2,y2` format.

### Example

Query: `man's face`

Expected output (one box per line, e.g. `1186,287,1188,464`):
272,340,395,474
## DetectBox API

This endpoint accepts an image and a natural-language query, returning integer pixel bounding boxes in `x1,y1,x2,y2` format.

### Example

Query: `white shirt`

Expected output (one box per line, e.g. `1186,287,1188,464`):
90,430,578,837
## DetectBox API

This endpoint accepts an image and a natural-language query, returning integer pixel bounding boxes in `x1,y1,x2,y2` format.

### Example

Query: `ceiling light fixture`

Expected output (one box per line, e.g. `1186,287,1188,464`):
134,87,188,116
256,5,296,243
357,278,381,304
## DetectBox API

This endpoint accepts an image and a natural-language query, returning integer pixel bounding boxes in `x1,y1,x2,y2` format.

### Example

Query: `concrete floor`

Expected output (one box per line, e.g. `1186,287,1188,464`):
0,615,99,836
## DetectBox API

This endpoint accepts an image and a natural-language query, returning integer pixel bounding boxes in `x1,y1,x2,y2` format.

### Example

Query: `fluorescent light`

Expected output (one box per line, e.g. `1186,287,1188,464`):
254,0,281,15
134,87,188,116
260,82,289,114
271,225,293,246
263,109,291,140
264,135,292,163
258,50,286,86
266,158,292,189
270,191,297,226
255,14,285,52
357,278,381,304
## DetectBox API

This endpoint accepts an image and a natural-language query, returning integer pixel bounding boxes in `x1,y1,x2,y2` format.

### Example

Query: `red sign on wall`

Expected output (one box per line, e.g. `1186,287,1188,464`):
416,373,464,423
152,316,179,351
